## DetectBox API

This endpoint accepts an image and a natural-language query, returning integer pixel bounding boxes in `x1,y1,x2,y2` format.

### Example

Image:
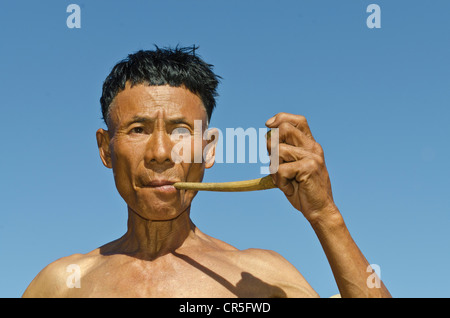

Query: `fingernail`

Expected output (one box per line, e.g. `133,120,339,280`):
265,116,276,126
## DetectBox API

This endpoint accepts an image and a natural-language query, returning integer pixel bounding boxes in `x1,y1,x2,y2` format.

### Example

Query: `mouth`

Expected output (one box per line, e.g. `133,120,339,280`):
139,180,178,193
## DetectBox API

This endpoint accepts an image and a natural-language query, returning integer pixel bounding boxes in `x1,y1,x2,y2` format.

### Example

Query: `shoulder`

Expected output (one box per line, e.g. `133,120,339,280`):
234,248,297,274
234,248,319,298
22,251,99,298
194,230,318,297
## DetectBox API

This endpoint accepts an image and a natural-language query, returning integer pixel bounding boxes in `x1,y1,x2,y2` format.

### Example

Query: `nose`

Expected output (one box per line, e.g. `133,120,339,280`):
144,127,174,171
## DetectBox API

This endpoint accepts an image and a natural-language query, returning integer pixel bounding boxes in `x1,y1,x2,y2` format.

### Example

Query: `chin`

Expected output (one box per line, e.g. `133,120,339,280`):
123,187,193,221
132,200,186,221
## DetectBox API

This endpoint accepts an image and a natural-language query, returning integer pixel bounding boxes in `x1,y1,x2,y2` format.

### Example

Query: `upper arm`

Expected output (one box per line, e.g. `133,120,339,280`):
22,255,82,298
22,264,65,297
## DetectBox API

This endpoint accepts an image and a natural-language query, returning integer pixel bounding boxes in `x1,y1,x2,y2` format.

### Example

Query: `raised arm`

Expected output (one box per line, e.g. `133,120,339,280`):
265,112,391,298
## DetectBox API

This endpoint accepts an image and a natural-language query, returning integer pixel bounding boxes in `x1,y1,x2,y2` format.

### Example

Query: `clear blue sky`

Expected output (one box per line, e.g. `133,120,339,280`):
1,0,449,298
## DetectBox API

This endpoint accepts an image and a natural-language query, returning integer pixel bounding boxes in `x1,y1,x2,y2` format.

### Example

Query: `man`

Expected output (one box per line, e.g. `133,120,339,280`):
23,47,391,298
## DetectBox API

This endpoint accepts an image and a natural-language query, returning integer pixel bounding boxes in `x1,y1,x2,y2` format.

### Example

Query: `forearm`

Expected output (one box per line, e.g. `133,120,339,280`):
264,112,392,297
309,205,391,298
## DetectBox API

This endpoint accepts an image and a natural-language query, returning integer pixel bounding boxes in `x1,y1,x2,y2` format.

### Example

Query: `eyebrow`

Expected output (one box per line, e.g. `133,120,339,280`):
123,116,193,127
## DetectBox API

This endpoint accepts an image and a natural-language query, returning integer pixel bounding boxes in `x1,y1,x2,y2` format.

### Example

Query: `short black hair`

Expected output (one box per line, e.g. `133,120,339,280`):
100,45,220,126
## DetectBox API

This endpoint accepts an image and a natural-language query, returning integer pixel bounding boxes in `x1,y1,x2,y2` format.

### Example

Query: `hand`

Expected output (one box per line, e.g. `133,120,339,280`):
266,112,336,222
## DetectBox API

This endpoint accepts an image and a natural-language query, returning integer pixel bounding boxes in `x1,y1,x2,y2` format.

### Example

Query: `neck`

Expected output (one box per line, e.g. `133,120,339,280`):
113,206,195,259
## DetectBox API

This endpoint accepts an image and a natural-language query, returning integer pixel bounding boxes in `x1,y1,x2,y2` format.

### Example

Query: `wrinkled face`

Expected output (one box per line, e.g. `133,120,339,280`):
96,83,216,220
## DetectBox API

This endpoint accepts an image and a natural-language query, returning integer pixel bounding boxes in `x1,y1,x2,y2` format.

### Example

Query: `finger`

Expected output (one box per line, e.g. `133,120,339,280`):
266,112,315,141
272,161,298,196
267,142,324,177
272,159,319,196
278,143,319,163
266,122,314,150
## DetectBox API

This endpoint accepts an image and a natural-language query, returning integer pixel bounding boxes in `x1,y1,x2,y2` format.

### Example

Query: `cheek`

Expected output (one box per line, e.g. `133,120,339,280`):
113,165,135,204
110,146,140,197
182,161,205,183
178,162,205,207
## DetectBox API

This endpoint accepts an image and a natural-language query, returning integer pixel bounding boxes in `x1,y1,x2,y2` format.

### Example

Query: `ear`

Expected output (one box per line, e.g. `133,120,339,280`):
203,128,218,169
96,128,113,168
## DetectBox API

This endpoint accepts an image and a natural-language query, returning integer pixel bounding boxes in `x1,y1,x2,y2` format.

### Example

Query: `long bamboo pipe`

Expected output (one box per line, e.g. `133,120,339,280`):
173,175,276,192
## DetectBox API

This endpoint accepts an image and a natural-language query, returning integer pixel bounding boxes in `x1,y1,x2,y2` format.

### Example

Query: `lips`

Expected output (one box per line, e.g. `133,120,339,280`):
139,179,178,193
145,180,177,187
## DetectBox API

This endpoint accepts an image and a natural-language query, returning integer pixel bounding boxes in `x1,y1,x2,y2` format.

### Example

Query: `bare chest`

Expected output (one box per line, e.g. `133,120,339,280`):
65,254,284,298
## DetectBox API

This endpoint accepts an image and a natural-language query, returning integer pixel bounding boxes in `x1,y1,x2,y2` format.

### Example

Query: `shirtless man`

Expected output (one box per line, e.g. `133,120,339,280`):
23,47,391,298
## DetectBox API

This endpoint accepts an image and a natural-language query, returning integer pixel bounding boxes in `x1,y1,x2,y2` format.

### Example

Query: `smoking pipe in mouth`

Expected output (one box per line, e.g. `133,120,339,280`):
173,175,276,192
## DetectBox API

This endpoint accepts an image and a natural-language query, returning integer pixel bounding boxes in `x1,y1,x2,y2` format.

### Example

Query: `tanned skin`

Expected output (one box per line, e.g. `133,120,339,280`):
23,84,391,298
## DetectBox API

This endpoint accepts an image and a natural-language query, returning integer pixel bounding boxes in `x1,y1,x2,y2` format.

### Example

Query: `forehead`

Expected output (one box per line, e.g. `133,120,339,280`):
108,83,207,126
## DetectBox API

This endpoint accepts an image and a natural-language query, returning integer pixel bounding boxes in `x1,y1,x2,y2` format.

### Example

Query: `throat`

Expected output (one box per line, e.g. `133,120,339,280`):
112,206,195,259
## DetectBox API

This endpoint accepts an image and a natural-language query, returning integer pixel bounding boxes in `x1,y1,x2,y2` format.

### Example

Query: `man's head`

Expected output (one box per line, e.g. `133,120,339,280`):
96,46,220,221
100,46,220,127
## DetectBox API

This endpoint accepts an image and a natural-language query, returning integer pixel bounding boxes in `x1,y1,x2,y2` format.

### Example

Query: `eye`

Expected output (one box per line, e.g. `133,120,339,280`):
130,127,145,134
170,127,191,139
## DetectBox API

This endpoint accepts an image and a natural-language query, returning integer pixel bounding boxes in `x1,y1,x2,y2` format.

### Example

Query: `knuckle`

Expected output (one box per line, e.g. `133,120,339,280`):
304,158,319,171
313,143,324,156
314,154,325,166
278,121,293,132
274,163,290,180
297,115,307,124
